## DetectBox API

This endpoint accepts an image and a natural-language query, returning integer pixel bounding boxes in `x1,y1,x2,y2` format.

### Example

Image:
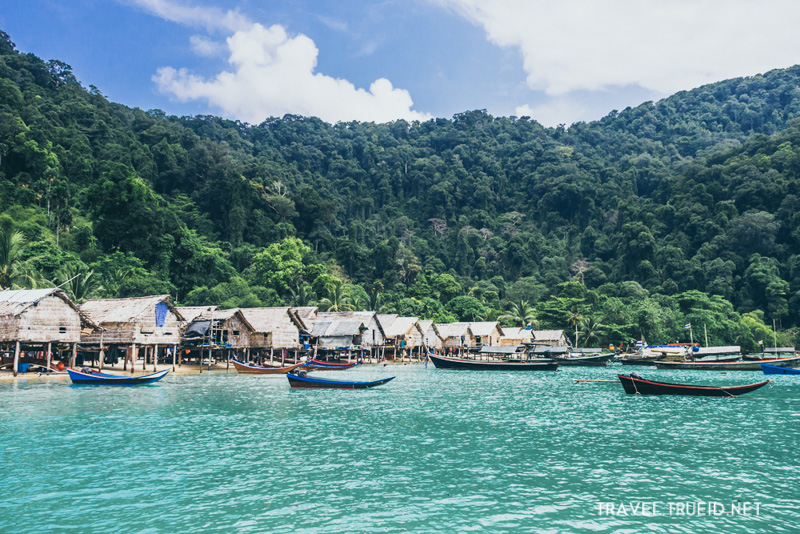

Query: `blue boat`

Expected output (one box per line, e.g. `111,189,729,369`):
761,363,800,375
287,372,394,389
68,368,169,385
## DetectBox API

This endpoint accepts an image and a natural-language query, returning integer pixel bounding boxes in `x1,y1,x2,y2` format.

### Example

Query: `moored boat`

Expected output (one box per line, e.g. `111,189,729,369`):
231,359,305,375
618,374,771,396
428,354,558,371
743,354,797,361
551,353,614,366
68,367,169,385
654,355,800,371
303,359,362,371
287,372,394,389
761,363,800,375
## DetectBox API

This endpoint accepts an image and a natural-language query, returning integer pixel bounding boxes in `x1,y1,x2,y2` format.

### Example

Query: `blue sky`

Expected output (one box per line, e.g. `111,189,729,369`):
3,1,800,126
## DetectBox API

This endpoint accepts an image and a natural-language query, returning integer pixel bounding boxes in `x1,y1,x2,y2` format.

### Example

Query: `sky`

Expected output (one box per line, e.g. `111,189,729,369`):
3,0,800,127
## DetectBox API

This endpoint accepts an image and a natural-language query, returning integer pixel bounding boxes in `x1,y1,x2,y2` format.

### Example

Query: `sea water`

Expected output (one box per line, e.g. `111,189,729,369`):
1,365,799,533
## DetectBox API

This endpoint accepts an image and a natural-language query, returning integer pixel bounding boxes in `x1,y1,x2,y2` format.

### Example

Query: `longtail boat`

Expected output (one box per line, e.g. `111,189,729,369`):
654,355,800,371
231,359,304,375
761,363,800,375
287,372,394,389
744,354,797,361
551,353,614,366
68,368,169,385
618,374,771,396
428,354,558,371
303,359,362,371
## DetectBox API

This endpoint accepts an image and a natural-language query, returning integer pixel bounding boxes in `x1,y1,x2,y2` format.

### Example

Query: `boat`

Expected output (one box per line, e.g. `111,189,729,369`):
287,372,394,389
551,353,614,366
303,359,362,371
744,354,797,361
68,367,169,385
231,359,305,375
428,354,558,371
654,355,800,371
618,374,771,396
761,363,800,375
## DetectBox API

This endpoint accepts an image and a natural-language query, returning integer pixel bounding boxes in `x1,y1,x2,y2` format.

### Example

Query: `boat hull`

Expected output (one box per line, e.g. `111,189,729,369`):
761,363,800,375
552,354,614,366
744,354,797,361
618,374,771,396
232,360,305,375
68,368,169,385
428,354,558,371
655,355,800,371
287,373,394,389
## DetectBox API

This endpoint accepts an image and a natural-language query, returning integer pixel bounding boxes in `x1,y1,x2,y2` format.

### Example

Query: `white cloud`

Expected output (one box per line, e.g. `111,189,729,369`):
189,35,225,57
438,0,800,97
133,0,431,124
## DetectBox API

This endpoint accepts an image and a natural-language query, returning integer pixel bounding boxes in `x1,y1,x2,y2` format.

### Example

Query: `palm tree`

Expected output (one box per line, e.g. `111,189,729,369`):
365,287,388,313
580,317,605,347
318,279,355,312
52,264,103,303
499,299,538,328
289,282,314,307
0,220,37,289
567,307,585,347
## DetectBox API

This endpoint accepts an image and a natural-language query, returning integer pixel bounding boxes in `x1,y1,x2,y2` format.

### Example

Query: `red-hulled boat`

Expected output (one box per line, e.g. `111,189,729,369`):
618,374,771,396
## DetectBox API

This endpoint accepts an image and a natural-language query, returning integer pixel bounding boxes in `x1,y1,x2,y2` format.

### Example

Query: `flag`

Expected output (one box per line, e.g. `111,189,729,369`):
684,323,691,329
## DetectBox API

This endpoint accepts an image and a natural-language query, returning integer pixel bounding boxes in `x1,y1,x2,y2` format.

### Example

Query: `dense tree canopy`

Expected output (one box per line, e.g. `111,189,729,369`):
1,28,799,348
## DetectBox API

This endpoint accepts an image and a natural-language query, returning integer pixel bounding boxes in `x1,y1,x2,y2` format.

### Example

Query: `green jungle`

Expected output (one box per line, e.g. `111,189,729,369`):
2,29,800,351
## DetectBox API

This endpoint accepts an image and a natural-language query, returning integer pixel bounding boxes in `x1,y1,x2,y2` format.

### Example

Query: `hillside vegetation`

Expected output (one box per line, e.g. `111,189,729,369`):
2,29,800,350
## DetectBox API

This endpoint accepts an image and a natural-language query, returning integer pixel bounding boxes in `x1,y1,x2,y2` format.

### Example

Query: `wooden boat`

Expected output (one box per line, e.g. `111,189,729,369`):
231,359,304,375
303,359,362,371
761,363,800,375
744,354,797,361
655,355,800,371
68,368,169,385
618,374,771,396
551,353,614,366
287,372,394,389
428,354,558,371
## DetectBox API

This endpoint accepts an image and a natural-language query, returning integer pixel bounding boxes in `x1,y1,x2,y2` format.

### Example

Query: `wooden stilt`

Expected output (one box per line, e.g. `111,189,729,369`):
70,342,77,369
12,341,20,377
98,331,105,371
281,349,285,366
131,343,137,374
154,344,159,372
46,341,52,372
270,348,274,365
172,344,177,371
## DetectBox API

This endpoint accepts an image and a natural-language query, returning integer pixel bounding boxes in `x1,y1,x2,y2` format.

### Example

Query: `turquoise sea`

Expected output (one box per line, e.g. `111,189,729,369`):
2,364,799,533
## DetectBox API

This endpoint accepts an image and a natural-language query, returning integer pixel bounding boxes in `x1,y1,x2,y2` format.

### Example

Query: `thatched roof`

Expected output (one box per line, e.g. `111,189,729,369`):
469,321,504,337
177,306,217,323
532,330,565,342
417,320,440,336
384,317,420,338
501,327,533,340
377,314,398,331
238,307,299,334
81,295,184,324
311,319,365,337
0,288,98,329
435,322,473,339
316,311,384,335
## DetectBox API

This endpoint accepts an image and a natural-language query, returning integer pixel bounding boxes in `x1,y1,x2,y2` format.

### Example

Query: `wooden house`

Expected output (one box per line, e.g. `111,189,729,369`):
0,288,96,376
80,295,184,372
181,308,256,364
177,306,218,324
238,307,310,364
417,320,442,351
435,322,475,353
469,322,504,347
532,330,568,347
313,311,385,356
499,327,534,347
382,317,426,358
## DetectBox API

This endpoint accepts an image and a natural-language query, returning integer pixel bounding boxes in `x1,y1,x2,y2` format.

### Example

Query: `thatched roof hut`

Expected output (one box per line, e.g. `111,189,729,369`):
469,321,504,346
80,295,184,347
177,306,218,324
310,318,367,348
182,308,255,350
417,320,442,350
238,307,307,349
0,288,94,345
383,317,425,349
532,330,568,347
499,327,534,347
435,322,475,348
314,311,385,348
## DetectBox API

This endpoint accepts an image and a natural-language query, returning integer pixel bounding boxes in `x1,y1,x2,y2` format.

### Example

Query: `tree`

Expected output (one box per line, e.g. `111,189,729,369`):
499,299,537,328
446,295,486,321
52,264,103,303
252,237,311,296
0,219,38,289
318,279,354,312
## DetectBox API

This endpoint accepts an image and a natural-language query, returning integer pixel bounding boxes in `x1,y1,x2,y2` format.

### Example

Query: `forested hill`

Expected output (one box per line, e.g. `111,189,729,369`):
2,28,800,349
